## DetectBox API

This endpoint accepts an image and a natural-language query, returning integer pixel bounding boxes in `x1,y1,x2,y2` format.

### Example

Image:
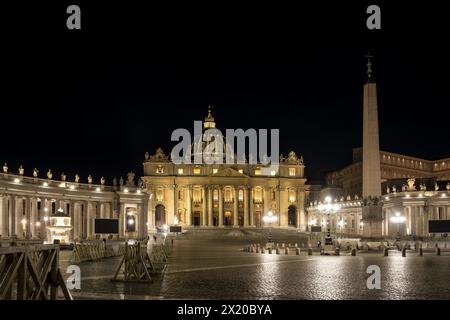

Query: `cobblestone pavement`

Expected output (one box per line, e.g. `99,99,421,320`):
60,238,450,300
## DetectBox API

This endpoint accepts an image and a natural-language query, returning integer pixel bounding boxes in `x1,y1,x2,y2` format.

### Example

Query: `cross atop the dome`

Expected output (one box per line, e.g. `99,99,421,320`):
204,105,216,129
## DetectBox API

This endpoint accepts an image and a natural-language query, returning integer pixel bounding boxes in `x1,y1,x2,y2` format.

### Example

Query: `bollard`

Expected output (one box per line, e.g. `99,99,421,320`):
295,243,298,247
276,247,280,254
436,248,441,256
296,248,300,255
383,248,389,256
308,248,312,256
419,247,423,256
351,248,356,256
250,246,255,253
282,243,285,248
285,247,289,255
256,246,260,253
402,247,406,257
335,248,340,256
268,248,272,254
261,247,265,254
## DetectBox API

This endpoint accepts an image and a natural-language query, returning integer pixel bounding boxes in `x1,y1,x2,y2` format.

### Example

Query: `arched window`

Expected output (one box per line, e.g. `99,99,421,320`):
224,188,232,202
289,189,296,202
254,188,262,203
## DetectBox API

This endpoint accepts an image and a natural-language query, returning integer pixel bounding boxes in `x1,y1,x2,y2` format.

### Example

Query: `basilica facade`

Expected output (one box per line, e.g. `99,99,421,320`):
141,109,308,231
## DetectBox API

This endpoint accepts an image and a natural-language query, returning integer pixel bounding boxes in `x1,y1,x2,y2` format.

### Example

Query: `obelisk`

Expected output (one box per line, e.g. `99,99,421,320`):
361,53,383,239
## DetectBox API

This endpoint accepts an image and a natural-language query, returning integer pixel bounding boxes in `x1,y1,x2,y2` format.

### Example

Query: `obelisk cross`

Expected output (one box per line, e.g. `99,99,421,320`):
365,53,374,80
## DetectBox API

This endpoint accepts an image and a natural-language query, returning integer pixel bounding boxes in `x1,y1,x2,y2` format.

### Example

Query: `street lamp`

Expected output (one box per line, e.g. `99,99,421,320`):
317,196,340,245
390,212,406,241
263,211,278,244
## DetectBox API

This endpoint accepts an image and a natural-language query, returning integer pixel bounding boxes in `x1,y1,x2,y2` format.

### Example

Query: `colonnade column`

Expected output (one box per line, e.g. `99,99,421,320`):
1,196,9,237
119,203,125,238
137,204,143,238
15,197,23,238
30,198,37,239
69,200,75,241
9,196,16,237
24,197,31,239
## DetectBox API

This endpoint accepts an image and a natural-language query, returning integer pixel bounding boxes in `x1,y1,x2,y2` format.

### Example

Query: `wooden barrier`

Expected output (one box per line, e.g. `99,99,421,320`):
112,242,169,283
112,243,153,283
0,244,72,300
71,242,125,262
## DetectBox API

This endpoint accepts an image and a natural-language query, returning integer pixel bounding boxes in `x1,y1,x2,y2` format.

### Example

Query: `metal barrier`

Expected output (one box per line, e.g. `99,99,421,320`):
0,244,72,300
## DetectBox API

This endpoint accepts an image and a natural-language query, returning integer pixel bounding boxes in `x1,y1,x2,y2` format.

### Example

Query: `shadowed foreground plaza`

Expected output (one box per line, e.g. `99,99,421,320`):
59,232,450,300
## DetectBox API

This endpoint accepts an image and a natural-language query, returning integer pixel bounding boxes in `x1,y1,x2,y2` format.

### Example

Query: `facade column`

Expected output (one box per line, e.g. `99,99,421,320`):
218,187,223,227
167,185,175,227
249,188,254,227
186,186,192,226
280,187,288,227
298,190,306,231
208,187,213,226
243,187,249,227
201,187,207,226
233,187,239,227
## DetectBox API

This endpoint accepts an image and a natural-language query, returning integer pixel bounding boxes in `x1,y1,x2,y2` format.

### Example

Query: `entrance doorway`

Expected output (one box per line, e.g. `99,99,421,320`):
193,211,200,226
255,211,261,228
155,204,166,227
288,205,297,227
224,211,232,226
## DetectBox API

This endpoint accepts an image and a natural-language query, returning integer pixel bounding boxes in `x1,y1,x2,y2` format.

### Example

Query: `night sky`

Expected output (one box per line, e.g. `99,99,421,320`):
2,2,449,184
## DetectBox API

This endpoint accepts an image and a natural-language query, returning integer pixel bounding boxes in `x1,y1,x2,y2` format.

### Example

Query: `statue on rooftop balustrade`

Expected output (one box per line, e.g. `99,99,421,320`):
75,174,80,183
126,172,135,186
33,168,38,177
18,165,24,175
88,175,93,184
47,170,53,179
100,177,106,185
3,163,8,173
61,172,66,181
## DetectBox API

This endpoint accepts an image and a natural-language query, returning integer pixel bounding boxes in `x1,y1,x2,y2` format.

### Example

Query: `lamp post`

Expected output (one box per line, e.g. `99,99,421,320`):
390,212,406,241
317,196,340,245
263,211,277,244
